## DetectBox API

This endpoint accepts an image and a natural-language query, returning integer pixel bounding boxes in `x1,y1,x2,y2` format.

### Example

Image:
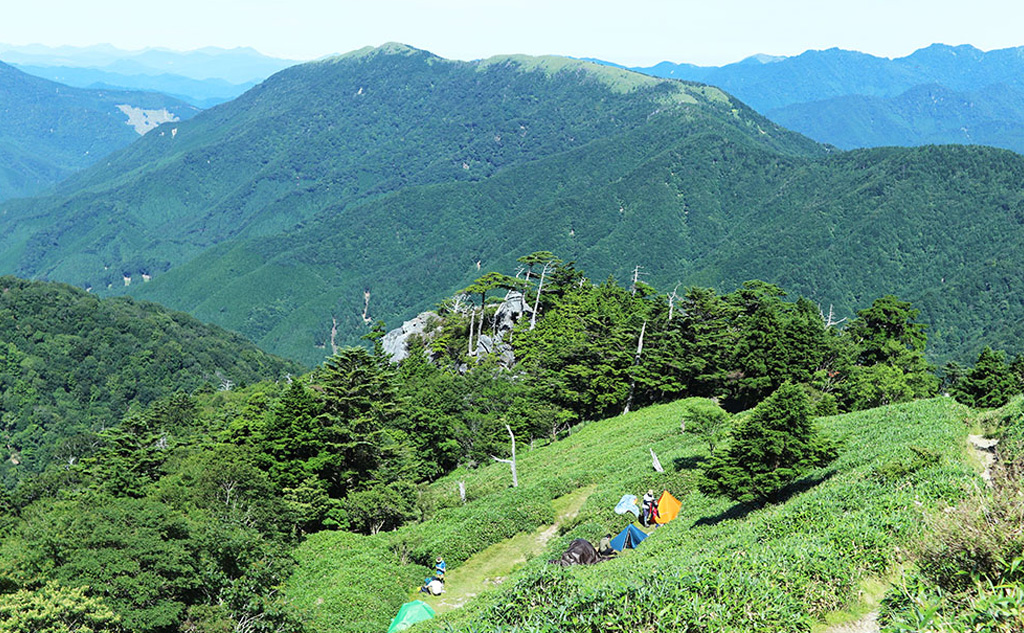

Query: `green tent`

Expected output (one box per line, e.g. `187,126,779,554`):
387,600,436,633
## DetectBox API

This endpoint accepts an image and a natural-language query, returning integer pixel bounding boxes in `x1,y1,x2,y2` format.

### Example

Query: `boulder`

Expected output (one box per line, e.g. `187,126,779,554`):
548,539,608,566
382,312,437,363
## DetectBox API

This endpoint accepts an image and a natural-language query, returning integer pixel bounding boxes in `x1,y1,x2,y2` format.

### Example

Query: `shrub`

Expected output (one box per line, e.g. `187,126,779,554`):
0,582,122,633
871,445,942,484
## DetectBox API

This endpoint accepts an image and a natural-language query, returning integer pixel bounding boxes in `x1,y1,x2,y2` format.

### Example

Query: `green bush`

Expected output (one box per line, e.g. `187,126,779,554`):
284,532,426,633
401,486,556,568
0,582,122,633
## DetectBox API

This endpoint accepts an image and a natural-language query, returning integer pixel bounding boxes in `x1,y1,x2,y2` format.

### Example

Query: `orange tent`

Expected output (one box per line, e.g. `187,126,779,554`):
654,490,681,524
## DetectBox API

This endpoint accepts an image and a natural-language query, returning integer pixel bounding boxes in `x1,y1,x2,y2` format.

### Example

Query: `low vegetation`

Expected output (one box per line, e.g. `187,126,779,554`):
879,396,1024,631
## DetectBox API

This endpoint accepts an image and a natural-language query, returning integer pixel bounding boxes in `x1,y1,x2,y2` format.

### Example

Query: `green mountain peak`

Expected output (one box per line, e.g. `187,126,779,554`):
324,41,435,64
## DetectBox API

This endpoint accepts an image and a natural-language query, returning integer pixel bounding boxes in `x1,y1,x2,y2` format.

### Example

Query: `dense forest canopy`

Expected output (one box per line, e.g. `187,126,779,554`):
0,61,198,201
0,276,303,488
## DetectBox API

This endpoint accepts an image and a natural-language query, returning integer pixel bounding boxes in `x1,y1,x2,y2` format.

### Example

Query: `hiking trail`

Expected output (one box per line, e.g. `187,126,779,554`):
821,433,1000,633
968,434,998,485
418,484,595,614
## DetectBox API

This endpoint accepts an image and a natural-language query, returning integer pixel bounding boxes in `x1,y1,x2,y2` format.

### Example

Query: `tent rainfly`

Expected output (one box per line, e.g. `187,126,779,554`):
654,490,682,524
387,600,436,633
614,494,640,518
609,524,648,551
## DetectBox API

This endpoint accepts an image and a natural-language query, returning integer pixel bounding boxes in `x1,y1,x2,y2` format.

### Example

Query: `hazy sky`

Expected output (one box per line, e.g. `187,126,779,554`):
2,0,1021,66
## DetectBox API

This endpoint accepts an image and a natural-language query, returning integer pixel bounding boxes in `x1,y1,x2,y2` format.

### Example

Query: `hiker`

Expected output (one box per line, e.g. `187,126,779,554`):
598,533,616,557
435,556,446,583
419,576,444,596
641,490,658,526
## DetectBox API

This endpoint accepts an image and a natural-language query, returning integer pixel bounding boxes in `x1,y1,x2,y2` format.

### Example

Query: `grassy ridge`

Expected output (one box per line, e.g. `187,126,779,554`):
285,397,979,632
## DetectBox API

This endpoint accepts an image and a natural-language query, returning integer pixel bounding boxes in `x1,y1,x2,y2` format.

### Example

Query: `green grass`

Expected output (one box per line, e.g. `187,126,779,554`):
417,485,596,616
285,397,981,632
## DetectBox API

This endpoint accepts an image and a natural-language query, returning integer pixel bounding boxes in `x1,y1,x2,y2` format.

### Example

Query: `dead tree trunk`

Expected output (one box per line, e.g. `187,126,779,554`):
667,283,681,321
621,320,647,415
630,265,642,295
529,261,553,330
819,303,847,329
651,448,664,473
490,424,518,487
476,304,485,356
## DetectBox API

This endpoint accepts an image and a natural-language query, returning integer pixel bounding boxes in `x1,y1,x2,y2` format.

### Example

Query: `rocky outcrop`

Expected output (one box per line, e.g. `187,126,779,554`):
382,312,437,362
382,291,530,366
493,291,531,334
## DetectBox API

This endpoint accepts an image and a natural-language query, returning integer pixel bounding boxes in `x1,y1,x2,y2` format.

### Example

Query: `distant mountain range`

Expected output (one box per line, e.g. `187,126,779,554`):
0,60,198,200
616,44,1024,153
768,82,1024,152
14,65,258,108
4,44,1024,368
0,43,298,106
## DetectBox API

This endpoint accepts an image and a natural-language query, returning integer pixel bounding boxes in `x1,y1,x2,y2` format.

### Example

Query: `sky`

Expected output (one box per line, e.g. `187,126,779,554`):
2,0,1022,66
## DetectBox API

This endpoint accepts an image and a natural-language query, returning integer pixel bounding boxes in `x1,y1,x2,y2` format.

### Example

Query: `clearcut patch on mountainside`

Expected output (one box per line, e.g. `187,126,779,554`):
115,105,180,135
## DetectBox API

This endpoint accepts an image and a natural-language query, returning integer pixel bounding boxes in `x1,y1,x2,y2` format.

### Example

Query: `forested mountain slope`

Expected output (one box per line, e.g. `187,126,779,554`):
0,276,303,487
768,82,1024,153
16,65,256,108
0,44,820,363
629,43,1024,112
4,45,1024,366
0,255,1013,632
0,61,198,200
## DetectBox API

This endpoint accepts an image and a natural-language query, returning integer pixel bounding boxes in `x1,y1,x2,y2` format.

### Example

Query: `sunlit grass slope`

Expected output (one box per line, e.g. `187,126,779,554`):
286,397,979,632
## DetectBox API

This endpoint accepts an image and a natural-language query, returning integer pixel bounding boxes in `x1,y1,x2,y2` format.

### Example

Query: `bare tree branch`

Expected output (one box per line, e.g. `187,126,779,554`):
818,303,847,329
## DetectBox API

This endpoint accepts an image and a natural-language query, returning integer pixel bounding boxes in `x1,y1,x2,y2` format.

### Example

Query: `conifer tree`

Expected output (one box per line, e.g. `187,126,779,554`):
841,295,938,409
700,382,838,505
953,346,1020,408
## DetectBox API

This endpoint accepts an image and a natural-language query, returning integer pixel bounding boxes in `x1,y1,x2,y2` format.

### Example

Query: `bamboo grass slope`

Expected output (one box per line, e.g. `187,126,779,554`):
285,396,978,633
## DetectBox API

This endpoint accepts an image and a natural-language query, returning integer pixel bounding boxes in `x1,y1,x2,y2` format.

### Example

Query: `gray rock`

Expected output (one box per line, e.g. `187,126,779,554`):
493,291,531,335
476,334,495,355
498,343,516,367
382,312,437,363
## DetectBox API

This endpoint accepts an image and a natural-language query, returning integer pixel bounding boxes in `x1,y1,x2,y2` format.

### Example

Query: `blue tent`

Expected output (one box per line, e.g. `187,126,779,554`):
609,524,648,551
614,494,640,518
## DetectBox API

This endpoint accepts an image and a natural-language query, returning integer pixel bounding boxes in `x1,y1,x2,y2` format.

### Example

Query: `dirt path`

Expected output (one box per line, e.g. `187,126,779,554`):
824,611,878,633
420,485,596,614
969,434,998,485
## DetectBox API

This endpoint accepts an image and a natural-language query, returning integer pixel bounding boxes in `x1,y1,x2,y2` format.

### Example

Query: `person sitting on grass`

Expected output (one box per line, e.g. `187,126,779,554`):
419,577,444,596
